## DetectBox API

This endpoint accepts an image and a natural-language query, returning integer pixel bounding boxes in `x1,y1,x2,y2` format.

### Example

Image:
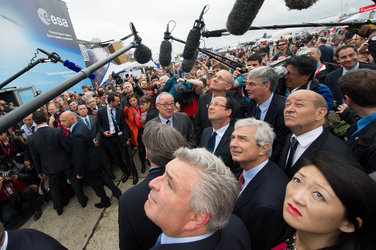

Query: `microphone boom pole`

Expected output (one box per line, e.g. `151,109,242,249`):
0,42,137,132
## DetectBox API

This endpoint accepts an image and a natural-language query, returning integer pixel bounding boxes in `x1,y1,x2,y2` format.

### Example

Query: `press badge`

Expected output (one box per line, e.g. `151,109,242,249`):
118,131,123,136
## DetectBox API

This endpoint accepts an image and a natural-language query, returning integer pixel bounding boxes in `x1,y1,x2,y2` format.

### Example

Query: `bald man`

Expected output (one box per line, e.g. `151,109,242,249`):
60,111,121,209
278,90,358,177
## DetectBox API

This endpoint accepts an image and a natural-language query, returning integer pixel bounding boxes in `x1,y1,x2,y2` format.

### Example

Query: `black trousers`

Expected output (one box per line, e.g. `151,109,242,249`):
85,168,110,203
101,135,136,174
48,167,85,210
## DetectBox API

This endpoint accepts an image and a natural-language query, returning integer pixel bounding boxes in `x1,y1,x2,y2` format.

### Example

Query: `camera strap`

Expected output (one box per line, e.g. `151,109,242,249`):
0,139,11,161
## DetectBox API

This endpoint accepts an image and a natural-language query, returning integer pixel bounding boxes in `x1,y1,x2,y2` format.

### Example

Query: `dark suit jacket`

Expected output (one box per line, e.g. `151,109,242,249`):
324,63,376,106
346,120,376,174
247,94,291,163
278,129,360,178
7,229,67,250
318,45,334,63
200,124,241,177
147,112,197,148
233,160,289,250
194,93,244,140
96,106,131,142
119,168,164,250
70,122,101,177
28,126,71,175
150,214,251,250
77,115,101,142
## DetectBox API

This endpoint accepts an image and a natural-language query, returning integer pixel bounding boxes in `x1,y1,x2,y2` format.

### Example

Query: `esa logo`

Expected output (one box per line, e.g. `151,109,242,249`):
37,8,69,27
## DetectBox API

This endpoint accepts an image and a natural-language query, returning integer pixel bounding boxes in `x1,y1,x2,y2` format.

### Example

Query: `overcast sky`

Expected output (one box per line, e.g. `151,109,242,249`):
63,0,374,57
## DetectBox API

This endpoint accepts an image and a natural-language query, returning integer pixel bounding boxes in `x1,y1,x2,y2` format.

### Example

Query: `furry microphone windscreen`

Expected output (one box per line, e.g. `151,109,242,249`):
226,0,265,36
159,40,172,67
134,44,152,64
284,0,319,10
182,49,199,73
183,27,201,60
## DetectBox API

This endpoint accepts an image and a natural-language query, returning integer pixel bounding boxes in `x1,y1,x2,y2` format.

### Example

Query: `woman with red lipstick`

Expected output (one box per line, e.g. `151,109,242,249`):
272,152,376,250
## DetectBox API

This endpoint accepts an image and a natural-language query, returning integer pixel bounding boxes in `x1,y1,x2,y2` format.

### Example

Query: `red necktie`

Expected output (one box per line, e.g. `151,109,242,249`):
238,172,245,189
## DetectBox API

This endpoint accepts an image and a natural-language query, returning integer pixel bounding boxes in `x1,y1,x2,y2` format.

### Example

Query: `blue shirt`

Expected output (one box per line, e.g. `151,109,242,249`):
239,159,269,195
160,232,214,245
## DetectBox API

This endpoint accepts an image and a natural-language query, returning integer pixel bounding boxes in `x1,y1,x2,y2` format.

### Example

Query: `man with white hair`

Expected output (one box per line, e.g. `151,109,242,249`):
145,147,251,249
230,118,289,250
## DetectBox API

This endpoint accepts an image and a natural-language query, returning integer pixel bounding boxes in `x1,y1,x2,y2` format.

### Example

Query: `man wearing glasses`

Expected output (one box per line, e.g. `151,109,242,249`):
146,92,196,148
272,39,293,61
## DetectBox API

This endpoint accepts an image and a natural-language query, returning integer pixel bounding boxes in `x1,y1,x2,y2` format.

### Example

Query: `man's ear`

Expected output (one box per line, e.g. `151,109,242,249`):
344,95,352,106
145,147,149,160
184,211,210,232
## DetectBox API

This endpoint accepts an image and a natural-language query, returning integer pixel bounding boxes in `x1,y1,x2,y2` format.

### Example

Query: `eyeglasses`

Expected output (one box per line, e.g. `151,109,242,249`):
209,102,226,108
158,103,174,108
278,43,287,46
214,75,230,83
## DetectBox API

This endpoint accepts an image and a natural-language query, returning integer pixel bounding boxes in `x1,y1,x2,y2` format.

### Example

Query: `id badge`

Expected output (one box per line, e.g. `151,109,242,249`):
6,187,13,195
117,131,123,136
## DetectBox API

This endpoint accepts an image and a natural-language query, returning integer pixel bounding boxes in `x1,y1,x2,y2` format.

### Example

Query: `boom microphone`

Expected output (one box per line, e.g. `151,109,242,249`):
284,0,319,10
226,0,265,36
182,5,208,60
159,24,172,67
129,22,152,64
134,44,152,64
182,49,199,73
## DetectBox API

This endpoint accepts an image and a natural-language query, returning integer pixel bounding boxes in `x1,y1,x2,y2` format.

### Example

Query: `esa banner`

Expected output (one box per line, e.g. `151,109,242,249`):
0,0,91,99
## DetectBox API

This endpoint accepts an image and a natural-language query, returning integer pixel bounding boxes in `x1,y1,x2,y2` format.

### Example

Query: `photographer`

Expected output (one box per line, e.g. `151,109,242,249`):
0,131,25,172
0,169,42,226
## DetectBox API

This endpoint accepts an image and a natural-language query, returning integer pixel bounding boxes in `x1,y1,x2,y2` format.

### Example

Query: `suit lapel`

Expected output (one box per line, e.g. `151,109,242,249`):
293,130,327,168
264,95,277,123
278,134,292,170
234,163,271,213
214,125,233,154
201,128,213,148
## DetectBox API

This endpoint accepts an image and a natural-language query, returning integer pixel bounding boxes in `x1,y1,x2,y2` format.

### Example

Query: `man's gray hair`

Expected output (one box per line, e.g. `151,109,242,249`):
123,82,132,88
155,92,174,104
247,66,279,92
160,75,169,81
234,118,275,158
143,122,187,167
173,147,239,232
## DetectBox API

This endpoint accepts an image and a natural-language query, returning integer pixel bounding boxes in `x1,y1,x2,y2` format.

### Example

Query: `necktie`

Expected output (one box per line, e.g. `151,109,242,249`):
110,108,115,117
165,119,170,126
31,127,35,133
238,172,245,189
285,136,298,170
254,105,261,120
84,117,89,126
207,131,217,153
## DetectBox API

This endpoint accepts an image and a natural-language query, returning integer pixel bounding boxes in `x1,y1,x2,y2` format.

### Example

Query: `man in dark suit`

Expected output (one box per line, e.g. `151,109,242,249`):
0,222,67,249
278,90,359,178
96,93,138,185
145,148,250,250
245,66,290,162
60,111,121,208
28,110,86,215
230,118,289,250
118,122,187,250
316,37,334,63
339,69,376,173
86,96,99,116
146,92,196,148
325,45,376,107
200,96,240,177
194,69,244,141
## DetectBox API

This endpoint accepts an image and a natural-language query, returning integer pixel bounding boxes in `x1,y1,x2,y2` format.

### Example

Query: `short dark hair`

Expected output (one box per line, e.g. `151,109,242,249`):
224,96,233,111
298,152,376,249
32,110,47,124
339,68,376,107
247,54,262,64
334,45,357,58
212,63,229,71
126,93,140,106
237,51,245,58
107,93,119,104
284,55,316,80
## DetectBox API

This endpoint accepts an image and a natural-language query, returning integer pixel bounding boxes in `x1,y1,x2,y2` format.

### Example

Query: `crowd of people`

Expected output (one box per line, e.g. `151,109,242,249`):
0,25,376,249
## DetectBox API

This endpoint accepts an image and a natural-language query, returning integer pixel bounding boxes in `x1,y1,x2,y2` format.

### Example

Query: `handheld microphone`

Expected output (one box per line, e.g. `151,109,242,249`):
182,49,198,73
284,0,319,10
226,0,265,36
37,48,96,80
159,24,172,67
130,22,152,64
182,5,209,60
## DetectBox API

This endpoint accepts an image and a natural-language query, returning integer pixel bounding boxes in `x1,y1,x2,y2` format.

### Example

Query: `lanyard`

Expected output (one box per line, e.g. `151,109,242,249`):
70,121,78,136
131,106,140,119
0,139,10,157
79,116,91,131
107,106,120,132
314,63,324,78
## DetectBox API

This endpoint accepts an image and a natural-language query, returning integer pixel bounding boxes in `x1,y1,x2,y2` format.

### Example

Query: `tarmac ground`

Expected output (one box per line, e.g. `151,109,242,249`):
21,151,147,250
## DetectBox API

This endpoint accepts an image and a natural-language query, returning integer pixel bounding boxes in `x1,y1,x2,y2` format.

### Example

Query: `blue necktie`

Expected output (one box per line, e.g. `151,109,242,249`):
207,131,217,153
254,105,261,120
